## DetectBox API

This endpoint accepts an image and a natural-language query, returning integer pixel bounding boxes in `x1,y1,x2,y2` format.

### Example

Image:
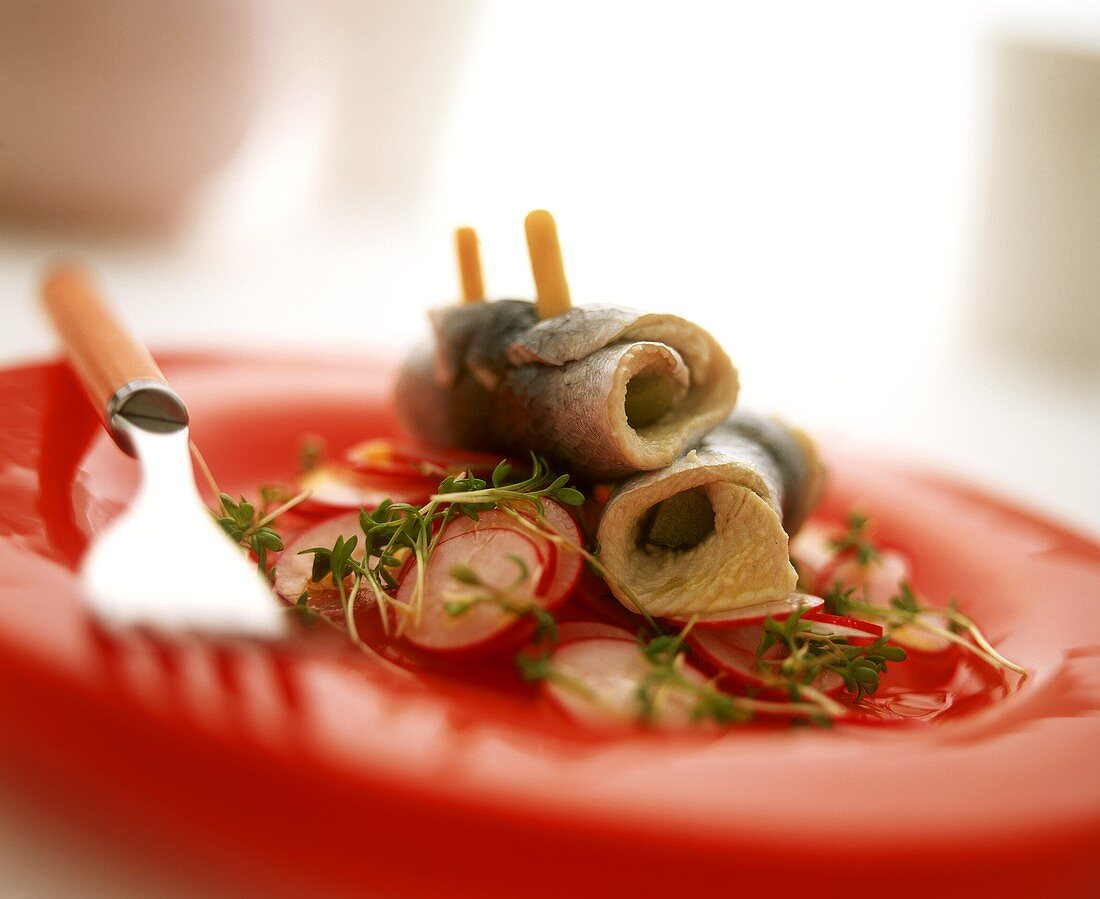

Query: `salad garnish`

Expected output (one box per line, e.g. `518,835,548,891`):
191,441,310,579
828,511,880,567
824,582,1027,677
509,606,905,725
197,438,1027,730
753,607,906,702
300,455,584,636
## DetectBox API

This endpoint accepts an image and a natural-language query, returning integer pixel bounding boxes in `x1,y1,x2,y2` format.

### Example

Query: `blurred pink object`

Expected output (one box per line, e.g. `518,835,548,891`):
0,0,270,227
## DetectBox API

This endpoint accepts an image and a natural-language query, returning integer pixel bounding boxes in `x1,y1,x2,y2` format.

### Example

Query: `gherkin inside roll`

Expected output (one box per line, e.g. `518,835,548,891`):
639,489,716,549
624,369,687,431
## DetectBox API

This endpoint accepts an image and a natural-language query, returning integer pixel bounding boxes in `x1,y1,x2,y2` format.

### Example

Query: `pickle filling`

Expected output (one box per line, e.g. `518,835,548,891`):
640,489,716,550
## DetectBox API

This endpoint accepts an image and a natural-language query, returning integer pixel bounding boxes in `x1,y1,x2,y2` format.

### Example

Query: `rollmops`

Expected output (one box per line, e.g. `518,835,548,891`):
597,412,824,617
395,300,738,481
395,211,818,620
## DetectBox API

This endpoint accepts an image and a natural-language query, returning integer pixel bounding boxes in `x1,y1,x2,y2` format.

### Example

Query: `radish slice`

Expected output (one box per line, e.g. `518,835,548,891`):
435,508,520,541
688,626,777,691
555,621,637,643
889,612,954,654
814,547,951,652
346,439,504,479
663,593,824,629
802,610,884,645
789,521,838,587
436,511,554,568
298,464,434,512
438,500,583,609
439,499,579,548
816,547,911,605
275,512,368,614
790,517,912,609
544,637,714,730
688,626,844,696
400,527,550,654
275,512,360,599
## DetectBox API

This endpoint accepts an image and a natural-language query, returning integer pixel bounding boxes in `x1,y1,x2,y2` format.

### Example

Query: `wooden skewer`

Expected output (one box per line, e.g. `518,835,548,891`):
454,226,485,303
524,209,572,319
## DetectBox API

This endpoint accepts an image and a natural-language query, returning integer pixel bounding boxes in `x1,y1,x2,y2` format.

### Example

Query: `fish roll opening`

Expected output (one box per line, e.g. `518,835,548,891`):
624,370,685,431
639,489,716,550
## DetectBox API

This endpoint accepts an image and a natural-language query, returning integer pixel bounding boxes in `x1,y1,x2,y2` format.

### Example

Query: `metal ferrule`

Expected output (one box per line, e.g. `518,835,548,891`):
106,379,190,457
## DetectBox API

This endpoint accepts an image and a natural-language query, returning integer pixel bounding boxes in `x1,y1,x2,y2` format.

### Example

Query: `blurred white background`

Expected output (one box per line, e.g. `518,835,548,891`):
1,1,1099,894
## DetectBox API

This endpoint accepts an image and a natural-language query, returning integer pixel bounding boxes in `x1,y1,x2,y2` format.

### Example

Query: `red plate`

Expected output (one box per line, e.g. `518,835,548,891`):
2,352,1099,897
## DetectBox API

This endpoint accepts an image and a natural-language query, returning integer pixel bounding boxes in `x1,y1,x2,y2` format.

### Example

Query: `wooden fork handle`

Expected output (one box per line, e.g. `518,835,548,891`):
42,264,187,452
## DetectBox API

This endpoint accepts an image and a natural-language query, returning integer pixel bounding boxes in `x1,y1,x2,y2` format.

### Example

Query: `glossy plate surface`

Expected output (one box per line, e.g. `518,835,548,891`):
1,352,1098,897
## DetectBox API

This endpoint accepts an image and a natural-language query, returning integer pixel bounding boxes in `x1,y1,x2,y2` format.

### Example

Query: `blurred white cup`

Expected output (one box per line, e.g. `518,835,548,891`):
974,38,1100,369
0,0,284,227
0,0,479,233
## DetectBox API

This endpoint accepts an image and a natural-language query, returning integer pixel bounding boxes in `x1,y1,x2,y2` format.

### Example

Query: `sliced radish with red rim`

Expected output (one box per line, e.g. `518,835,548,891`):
439,499,579,548
802,610,884,645
888,611,954,654
400,525,559,655
543,636,714,730
437,500,583,611
275,512,369,615
555,620,637,643
664,593,824,629
688,626,845,697
346,439,506,479
297,464,435,513
815,547,912,606
788,522,839,586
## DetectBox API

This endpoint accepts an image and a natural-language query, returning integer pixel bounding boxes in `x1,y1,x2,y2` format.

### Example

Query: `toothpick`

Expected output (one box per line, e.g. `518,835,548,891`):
454,226,485,303
524,210,572,319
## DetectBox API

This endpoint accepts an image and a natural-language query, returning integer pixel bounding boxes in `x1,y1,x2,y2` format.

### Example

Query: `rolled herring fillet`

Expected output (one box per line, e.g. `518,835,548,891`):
394,301,738,481
596,412,825,618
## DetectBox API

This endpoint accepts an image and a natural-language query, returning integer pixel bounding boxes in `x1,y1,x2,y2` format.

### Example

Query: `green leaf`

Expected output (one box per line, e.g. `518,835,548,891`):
546,474,570,493
491,460,512,487
639,633,683,666
890,582,921,614
308,549,332,583
504,552,529,583
823,584,855,616
830,511,880,567
253,529,283,551
763,618,786,636
448,564,480,586
516,652,553,682
552,486,585,506
532,609,558,645
443,600,472,618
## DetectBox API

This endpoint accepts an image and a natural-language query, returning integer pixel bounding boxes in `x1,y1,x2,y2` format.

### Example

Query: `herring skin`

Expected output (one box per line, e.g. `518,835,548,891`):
394,301,738,481
702,412,825,535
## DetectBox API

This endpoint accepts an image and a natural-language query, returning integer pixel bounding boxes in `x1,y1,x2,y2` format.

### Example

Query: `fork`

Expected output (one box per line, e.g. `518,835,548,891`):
41,265,286,638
